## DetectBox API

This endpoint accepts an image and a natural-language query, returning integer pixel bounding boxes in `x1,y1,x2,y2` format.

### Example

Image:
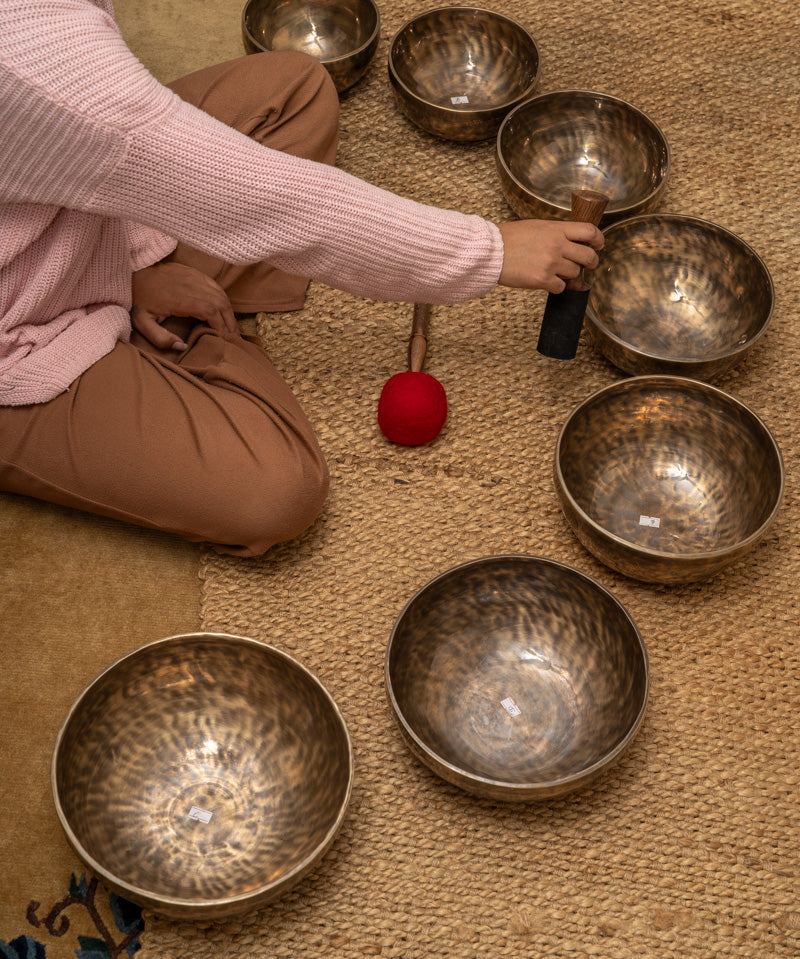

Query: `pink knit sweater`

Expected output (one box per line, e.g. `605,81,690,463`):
0,0,504,406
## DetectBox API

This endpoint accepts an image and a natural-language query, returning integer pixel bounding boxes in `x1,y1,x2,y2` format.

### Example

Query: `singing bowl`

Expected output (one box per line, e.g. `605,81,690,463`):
386,556,649,801
388,7,540,142
585,214,774,380
52,633,353,919
496,90,670,222
242,0,380,92
555,377,784,584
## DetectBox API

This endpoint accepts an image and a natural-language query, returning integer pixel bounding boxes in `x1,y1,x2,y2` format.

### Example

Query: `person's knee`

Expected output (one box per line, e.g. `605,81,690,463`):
276,50,337,96
257,50,337,101
247,51,339,161
210,446,330,557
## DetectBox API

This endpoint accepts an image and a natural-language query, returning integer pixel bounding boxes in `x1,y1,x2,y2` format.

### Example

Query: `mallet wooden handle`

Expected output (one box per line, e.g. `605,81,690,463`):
408,303,431,373
565,190,608,291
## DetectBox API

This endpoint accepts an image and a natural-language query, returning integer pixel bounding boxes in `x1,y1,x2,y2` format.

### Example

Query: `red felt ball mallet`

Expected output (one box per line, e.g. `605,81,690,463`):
378,303,448,445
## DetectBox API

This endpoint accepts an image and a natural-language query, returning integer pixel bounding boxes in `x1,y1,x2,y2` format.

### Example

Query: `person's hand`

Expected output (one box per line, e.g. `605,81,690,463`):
131,262,239,349
497,220,604,294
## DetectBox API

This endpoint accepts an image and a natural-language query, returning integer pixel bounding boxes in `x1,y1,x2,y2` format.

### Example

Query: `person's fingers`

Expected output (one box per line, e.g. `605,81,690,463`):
219,302,239,334
195,305,239,335
563,222,605,249
195,274,237,333
133,263,240,334
131,310,188,351
557,258,583,280
497,219,603,290
542,276,567,295
566,246,599,270
188,280,239,335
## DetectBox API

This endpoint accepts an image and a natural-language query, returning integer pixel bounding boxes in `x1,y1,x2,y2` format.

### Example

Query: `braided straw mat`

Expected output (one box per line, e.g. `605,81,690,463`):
104,0,800,956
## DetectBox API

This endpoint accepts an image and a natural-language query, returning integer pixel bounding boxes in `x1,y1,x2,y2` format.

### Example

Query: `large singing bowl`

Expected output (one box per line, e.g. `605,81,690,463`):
242,0,380,92
386,555,649,801
555,377,784,584
585,214,774,380
388,7,540,141
496,90,670,222
52,633,353,919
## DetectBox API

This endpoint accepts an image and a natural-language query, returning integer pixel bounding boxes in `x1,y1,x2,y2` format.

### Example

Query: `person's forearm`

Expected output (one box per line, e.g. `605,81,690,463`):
1,0,504,306
91,104,505,305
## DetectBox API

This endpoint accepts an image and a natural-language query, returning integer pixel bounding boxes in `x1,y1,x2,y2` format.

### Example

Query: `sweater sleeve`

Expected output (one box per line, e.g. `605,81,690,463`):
0,0,504,305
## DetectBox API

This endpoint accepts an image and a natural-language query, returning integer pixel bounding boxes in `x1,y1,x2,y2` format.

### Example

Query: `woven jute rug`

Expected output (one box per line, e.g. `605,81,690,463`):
143,0,799,955
3,0,798,957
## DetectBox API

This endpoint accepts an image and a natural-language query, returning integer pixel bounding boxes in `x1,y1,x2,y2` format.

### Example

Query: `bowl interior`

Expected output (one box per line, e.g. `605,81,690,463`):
589,216,773,360
557,379,782,557
498,91,668,214
53,634,352,910
390,8,539,112
244,0,378,60
387,557,647,789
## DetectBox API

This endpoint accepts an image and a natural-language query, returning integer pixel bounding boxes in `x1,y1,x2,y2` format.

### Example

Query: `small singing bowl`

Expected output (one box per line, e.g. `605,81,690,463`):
386,556,649,801
585,214,774,380
555,377,784,584
496,90,670,222
52,633,353,919
388,7,540,142
242,0,380,93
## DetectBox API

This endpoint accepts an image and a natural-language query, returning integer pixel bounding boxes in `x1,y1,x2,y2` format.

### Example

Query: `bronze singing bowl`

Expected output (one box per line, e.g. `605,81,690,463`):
388,7,540,142
242,0,380,92
52,633,353,919
585,214,774,380
386,556,649,801
496,90,670,222
555,377,784,584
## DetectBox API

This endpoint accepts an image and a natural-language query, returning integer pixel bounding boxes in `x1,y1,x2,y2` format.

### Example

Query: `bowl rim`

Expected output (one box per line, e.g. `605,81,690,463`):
554,375,786,563
387,6,541,118
585,213,775,365
51,631,354,913
384,553,649,796
495,89,671,218
241,0,381,65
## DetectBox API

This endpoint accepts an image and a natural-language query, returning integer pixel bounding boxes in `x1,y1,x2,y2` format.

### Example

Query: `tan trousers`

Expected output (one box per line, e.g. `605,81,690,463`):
0,52,338,557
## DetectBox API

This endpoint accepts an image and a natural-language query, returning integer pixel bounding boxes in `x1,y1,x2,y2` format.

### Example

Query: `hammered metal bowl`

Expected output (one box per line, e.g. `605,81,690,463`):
388,7,540,141
52,633,353,919
585,214,774,380
242,0,380,92
496,90,670,222
555,377,784,584
386,555,648,801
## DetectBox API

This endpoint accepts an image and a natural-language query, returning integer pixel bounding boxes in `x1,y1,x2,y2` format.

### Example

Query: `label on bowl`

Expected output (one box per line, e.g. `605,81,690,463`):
450,95,469,105
188,805,213,823
500,696,521,717
639,514,661,528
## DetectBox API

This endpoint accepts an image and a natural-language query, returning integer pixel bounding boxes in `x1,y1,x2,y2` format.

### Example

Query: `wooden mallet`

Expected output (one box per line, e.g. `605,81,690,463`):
537,189,609,359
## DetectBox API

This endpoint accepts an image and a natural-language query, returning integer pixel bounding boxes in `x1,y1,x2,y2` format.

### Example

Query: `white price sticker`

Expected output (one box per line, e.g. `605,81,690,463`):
639,515,661,528
451,95,469,105
501,697,521,717
188,805,213,823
